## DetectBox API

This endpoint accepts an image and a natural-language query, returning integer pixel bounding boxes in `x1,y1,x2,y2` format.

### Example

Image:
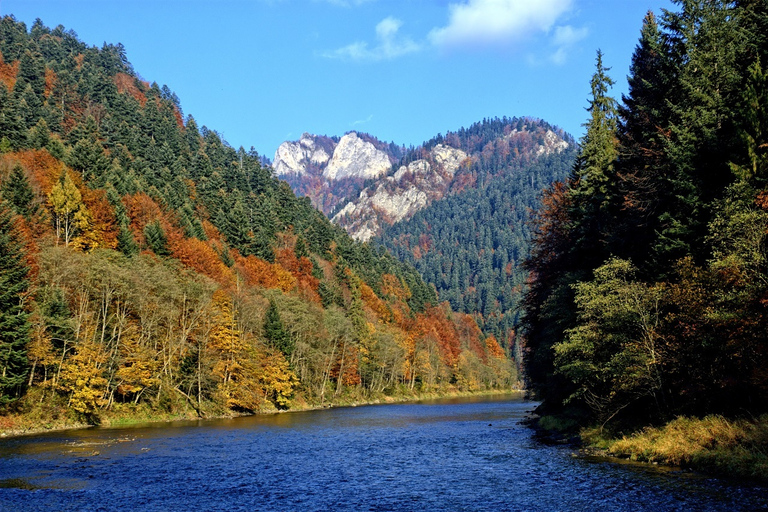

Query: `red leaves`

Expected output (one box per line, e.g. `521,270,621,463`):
114,72,147,107
0,53,18,90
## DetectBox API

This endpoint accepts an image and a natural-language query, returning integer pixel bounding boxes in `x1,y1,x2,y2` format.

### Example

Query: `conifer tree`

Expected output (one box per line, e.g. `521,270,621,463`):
0,202,30,405
144,220,170,257
2,164,38,220
568,50,619,272
264,300,292,358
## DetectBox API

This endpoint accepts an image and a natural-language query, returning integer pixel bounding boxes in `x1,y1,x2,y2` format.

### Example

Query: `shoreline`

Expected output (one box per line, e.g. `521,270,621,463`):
0,388,525,440
528,412,768,483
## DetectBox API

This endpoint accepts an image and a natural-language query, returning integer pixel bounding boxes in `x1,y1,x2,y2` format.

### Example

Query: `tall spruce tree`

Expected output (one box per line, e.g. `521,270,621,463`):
264,300,293,358
568,50,619,274
0,202,30,405
615,11,677,276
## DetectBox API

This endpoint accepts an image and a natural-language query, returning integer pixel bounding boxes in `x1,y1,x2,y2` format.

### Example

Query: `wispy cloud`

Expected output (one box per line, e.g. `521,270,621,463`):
352,114,374,126
324,17,421,61
548,24,588,64
429,0,572,49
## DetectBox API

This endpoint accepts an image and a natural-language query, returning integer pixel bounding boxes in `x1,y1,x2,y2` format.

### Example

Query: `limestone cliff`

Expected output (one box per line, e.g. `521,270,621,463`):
331,145,468,241
272,118,573,242
272,131,398,215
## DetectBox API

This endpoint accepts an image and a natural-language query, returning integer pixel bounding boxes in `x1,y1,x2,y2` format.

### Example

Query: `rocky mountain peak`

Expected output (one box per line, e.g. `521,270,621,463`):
323,132,392,181
273,118,573,242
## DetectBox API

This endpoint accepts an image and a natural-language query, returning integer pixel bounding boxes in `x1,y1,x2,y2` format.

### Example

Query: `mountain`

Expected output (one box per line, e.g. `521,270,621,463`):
276,118,576,346
273,131,405,216
0,16,516,424
332,143,469,241
376,118,577,345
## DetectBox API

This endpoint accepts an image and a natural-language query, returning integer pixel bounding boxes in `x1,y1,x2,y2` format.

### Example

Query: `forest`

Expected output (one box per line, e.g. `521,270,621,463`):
523,0,768,443
378,118,576,352
0,16,516,426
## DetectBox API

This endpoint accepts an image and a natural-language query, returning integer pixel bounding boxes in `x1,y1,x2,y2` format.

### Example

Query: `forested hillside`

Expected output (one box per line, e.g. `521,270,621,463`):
378,118,576,351
523,0,768,436
0,16,516,425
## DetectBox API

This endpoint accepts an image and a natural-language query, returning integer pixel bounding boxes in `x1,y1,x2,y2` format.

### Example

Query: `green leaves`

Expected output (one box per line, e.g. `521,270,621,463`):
0,202,30,406
554,259,665,422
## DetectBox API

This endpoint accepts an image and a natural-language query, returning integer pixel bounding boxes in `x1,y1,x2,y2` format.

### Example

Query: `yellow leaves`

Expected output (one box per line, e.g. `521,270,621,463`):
258,351,298,410
205,290,298,411
236,255,296,292
48,170,91,247
115,334,159,398
58,341,108,415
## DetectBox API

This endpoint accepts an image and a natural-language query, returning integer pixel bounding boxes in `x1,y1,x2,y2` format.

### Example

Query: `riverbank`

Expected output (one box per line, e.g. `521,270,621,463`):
0,387,524,439
578,415,768,482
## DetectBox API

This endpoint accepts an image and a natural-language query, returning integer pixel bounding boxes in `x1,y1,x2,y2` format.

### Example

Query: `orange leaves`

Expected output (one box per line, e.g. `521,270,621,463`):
44,68,56,98
415,305,462,368
381,273,411,303
114,72,147,106
235,254,296,292
360,282,390,321
485,335,506,359
7,149,65,195
0,53,18,90
122,192,168,248
171,237,232,285
80,187,118,250
756,191,768,212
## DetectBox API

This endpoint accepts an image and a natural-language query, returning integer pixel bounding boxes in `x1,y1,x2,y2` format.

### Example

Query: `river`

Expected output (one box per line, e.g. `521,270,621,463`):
0,394,765,511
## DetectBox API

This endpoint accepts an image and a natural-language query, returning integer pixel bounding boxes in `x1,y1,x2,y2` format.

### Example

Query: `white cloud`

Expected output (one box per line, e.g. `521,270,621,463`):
325,16,421,61
548,24,588,64
352,114,374,126
552,24,588,47
429,0,572,49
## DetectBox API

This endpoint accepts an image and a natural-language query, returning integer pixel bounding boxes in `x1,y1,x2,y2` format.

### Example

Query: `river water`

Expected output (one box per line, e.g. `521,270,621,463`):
0,395,765,511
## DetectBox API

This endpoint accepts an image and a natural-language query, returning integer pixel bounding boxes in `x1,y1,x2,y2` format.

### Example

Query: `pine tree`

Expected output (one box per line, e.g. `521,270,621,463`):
264,300,293,358
0,202,30,405
144,220,170,257
2,164,38,219
615,11,678,276
568,50,619,273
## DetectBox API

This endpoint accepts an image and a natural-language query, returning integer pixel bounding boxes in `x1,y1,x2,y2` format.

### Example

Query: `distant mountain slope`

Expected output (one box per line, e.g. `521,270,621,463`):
377,118,577,345
276,117,576,350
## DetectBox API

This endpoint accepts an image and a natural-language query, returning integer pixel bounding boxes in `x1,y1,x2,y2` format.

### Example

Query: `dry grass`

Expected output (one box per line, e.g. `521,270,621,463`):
598,415,768,480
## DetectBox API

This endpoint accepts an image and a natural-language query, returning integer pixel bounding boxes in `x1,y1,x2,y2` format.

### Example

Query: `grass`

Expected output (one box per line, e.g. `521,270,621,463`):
583,415,768,481
1,385,523,438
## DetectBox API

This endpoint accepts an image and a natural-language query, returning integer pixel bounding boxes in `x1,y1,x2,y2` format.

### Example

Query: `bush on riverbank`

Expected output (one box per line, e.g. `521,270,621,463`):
582,415,768,481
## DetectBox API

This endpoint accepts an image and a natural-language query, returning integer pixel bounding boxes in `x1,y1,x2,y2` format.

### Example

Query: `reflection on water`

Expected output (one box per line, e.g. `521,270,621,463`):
0,394,765,511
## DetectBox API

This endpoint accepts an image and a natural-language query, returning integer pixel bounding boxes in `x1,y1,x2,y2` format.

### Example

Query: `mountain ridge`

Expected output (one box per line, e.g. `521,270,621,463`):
274,117,572,242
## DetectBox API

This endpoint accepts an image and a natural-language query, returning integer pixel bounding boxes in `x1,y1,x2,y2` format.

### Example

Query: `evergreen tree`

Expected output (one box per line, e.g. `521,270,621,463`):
615,11,677,275
264,300,293,358
0,202,30,405
568,50,620,270
144,220,170,257
2,164,38,219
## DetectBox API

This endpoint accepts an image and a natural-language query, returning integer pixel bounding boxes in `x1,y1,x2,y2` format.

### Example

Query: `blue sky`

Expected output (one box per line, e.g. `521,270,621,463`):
3,0,673,160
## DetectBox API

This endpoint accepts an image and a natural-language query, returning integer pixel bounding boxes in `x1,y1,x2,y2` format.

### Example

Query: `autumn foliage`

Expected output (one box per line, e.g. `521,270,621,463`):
0,17,517,422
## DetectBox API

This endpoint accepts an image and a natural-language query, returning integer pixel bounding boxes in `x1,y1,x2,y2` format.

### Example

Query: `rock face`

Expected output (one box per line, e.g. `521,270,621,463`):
273,133,335,177
272,119,573,242
272,131,396,215
323,133,392,181
332,145,468,241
